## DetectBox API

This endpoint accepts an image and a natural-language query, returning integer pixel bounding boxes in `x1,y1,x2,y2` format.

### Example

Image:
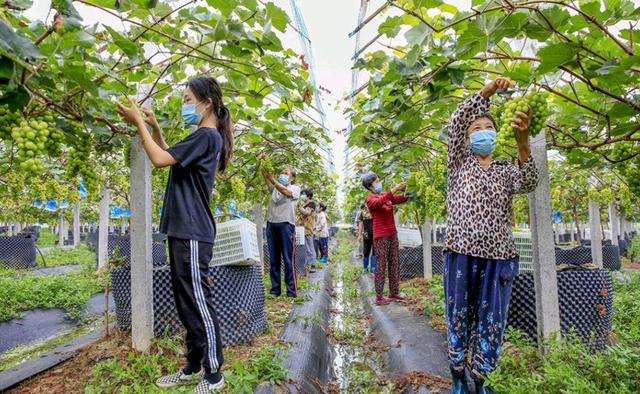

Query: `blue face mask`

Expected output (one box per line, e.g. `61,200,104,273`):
300,194,308,202
279,174,290,186
374,183,383,194
182,103,203,126
470,130,497,157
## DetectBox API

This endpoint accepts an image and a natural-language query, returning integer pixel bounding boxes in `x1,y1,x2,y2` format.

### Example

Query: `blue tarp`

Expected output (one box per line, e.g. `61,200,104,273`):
31,180,87,212
554,212,563,224
111,207,131,219
78,180,88,200
44,200,58,212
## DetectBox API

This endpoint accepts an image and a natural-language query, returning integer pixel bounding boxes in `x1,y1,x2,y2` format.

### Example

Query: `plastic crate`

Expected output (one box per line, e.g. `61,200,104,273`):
211,219,260,266
513,232,533,273
295,226,306,246
397,226,422,248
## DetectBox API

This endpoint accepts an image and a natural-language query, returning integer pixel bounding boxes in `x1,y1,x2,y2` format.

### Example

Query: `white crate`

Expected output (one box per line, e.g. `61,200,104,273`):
211,218,260,266
397,226,422,248
295,226,306,245
513,231,533,273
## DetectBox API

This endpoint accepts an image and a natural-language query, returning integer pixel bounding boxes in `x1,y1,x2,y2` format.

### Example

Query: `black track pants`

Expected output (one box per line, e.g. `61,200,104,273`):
168,237,224,373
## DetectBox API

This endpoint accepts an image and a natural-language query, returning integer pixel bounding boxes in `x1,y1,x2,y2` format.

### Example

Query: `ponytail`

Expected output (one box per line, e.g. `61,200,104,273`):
216,104,233,173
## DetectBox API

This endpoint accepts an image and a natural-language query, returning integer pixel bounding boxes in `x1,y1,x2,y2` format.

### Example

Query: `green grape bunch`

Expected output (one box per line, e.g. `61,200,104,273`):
230,176,246,202
0,105,22,141
499,91,551,141
2,108,65,174
258,156,275,174
11,118,50,173
65,128,100,194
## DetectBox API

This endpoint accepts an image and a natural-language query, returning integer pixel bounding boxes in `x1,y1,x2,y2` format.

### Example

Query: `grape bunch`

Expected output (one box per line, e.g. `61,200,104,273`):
1,108,65,174
230,176,246,201
258,156,275,174
499,92,551,138
66,130,99,194
11,118,52,174
407,165,447,220
0,105,21,140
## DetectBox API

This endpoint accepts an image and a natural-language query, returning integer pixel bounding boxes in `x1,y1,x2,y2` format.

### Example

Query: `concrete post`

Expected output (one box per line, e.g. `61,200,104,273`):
254,203,265,271
609,203,619,246
527,131,561,341
422,214,432,280
130,135,154,352
98,187,110,270
15,222,22,233
58,213,65,246
432,219,437,244
589,199,603,268
73,204,80,247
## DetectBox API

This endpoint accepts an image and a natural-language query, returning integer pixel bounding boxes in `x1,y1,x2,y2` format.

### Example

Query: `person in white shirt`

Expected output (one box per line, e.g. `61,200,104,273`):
314,203,330,263
263,166,301,298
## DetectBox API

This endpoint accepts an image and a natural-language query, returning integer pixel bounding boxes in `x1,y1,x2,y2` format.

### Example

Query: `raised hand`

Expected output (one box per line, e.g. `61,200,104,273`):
140,107,160,130
116,97,144,126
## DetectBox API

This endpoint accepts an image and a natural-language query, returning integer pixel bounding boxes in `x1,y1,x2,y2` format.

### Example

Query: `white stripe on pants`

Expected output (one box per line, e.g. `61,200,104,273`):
189,240,219,371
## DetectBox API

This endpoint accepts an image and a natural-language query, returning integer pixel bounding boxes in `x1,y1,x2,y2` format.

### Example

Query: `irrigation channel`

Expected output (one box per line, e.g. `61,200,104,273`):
328,233,388,392
323,231,451,393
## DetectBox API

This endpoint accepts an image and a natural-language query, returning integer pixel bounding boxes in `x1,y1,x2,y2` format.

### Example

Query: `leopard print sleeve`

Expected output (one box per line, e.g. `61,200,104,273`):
447,93,491,174
508,155,539,195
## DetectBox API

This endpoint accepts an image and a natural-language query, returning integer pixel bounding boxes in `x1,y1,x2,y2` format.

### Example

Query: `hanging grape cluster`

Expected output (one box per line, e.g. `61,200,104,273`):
11,115,63,174
230,176,246,201
258,156,275,174
65,127,99,194
499,92,551,137
0,105,21,140
406,161,447,220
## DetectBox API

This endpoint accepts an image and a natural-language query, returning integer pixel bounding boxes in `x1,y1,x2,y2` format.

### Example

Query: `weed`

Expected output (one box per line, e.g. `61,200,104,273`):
36,228,57,248
37,243,95,268
0,260,104,321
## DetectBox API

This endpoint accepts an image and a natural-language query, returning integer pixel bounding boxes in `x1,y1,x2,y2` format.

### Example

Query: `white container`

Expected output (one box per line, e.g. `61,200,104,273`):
513,231,533,273
211,218,260,266
397,226,422,248
295,226,306,245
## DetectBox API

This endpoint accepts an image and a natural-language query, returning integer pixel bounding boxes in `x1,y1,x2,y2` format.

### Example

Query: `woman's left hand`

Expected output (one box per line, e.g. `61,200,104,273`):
512,107,532,146
116,97,144,126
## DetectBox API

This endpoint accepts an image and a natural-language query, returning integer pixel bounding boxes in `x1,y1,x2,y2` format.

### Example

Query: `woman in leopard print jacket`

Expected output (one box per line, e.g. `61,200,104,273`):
444,78,539,394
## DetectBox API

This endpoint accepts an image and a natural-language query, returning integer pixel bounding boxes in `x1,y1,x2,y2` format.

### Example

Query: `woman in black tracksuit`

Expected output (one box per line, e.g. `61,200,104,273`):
117,77,233,394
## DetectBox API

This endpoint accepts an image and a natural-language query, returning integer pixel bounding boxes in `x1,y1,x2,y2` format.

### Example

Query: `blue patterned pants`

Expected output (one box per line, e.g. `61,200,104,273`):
444,252,519,381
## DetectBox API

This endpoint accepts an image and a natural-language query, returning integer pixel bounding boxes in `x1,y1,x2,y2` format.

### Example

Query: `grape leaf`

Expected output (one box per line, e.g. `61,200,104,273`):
537,43,579,73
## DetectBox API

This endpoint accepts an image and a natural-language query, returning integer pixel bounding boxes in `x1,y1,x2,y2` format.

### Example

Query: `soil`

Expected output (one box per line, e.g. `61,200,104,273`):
10,290,295,393
400,278,447,332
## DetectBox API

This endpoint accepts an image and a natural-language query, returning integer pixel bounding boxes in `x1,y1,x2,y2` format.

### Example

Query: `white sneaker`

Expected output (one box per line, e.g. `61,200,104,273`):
193,375,225,393
156,369,204,388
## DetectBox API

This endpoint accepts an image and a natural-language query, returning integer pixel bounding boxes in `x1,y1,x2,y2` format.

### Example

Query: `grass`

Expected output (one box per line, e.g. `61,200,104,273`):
0,256,104,321
36,228,58,248
486,271,640,393
37,243,95,268
626,236,640,263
